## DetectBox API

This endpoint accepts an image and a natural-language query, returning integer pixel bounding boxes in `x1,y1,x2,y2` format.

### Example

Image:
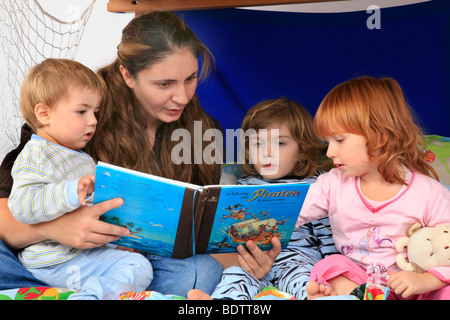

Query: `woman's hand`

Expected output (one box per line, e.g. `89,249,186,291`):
40,197,130,249
237,237,282,279
1,197,129,249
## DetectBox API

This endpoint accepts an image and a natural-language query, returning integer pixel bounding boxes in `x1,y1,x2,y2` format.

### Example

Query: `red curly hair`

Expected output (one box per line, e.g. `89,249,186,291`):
313,76,438,184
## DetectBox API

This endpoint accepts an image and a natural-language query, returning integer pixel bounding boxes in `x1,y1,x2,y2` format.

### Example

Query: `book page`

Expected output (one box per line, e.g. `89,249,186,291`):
94,162,192,256
206,183,310,253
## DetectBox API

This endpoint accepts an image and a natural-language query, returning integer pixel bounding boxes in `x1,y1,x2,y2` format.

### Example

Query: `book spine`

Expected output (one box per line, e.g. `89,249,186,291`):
172,188,196,259
195,187,222,254
171,187,221,258
193,188,209,248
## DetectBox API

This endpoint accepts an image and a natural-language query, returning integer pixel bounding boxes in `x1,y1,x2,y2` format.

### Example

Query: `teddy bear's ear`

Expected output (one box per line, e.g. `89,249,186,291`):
407,223,422,236
396,237,410,252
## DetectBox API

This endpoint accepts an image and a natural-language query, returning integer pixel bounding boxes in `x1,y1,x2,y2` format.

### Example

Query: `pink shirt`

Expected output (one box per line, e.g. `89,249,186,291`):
296,168,450,283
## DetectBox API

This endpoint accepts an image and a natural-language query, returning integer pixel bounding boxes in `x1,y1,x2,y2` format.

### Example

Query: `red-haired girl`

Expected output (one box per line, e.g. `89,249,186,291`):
298,76,450,300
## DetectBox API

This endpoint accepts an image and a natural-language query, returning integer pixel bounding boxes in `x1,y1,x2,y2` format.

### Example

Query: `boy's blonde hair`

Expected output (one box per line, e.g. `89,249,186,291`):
20,58,105,131
313,76,438,184
241,97,329,178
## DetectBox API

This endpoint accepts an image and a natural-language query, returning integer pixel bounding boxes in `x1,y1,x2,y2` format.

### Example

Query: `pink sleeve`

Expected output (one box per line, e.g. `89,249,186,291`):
426,268,450,283
296,172,331,227
424,179,450,282
424,182,450,227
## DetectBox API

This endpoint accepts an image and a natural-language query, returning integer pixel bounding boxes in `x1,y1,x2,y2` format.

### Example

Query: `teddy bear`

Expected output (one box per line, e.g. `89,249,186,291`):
396,223,450,273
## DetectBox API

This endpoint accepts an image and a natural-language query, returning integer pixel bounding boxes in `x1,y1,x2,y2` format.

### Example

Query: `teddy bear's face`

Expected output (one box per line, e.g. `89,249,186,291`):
406,224,450,271
408,228,436,271
432,224,450,267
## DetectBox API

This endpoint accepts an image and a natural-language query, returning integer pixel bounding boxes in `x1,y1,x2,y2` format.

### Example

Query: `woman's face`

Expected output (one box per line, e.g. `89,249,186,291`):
121,48,198,127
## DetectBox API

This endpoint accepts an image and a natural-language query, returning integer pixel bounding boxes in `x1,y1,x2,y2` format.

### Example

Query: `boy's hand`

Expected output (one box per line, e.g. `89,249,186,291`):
387,270,447,298
78,174,95,206
237,236,281,279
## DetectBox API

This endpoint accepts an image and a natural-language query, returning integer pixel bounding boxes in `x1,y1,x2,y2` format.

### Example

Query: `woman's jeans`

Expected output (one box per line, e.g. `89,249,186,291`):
146,253,223,296
0,239,48,290
0,239,223,298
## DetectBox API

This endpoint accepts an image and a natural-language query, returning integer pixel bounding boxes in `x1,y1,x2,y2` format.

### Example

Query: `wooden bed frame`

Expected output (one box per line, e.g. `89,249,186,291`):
106,0,347,13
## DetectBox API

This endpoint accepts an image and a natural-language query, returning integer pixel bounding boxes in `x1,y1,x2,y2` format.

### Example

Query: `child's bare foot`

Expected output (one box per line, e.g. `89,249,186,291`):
306,281,336,300
187,289,213,300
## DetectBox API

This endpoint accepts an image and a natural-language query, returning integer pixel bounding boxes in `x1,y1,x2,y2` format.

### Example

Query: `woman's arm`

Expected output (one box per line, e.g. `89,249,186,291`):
0,198,43,249
0,197,130,249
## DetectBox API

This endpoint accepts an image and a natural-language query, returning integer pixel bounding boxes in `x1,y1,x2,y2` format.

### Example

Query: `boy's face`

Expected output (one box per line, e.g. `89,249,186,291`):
248,122,300,180
37,86,101,150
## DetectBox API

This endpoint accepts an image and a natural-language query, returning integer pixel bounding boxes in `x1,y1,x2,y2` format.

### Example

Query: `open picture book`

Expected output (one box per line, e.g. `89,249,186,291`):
94,162,311,259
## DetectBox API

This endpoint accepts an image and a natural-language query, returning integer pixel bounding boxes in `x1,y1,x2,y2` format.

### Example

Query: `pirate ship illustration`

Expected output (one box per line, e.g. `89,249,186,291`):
221,204,289,245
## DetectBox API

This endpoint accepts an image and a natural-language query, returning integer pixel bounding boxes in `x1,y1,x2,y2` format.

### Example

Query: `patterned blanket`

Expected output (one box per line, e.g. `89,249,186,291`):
0,286,297,300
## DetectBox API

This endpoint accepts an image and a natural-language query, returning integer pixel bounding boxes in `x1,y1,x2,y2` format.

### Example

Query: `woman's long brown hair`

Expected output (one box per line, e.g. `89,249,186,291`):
86,11,221,185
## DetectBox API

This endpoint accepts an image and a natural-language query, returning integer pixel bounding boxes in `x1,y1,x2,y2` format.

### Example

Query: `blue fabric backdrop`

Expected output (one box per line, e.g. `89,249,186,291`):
178,0,449,150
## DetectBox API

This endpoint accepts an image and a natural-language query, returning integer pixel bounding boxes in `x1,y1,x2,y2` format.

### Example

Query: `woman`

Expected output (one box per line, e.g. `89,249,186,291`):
0,11,280,297
88,11,220,185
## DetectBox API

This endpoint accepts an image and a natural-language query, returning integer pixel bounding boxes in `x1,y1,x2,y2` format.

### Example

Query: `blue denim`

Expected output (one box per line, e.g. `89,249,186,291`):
0,239,223,296
29,246,153,300
146,253,223,297
0,239,48,290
